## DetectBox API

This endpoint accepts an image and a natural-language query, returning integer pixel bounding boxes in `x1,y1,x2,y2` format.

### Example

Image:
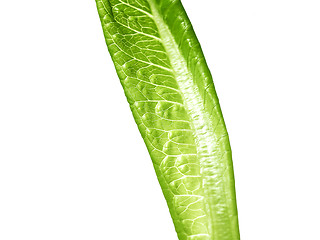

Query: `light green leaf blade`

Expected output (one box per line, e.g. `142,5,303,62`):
95,0,240,239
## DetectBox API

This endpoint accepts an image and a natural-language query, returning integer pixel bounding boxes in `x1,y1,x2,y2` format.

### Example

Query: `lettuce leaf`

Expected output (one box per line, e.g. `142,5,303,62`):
95,0,240,239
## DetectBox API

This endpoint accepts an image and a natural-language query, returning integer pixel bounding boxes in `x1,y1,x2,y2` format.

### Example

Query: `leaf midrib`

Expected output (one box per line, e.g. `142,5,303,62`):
147,0,222,237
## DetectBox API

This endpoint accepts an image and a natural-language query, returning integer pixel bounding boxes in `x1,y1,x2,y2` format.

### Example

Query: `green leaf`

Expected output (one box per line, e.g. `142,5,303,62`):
95,0,240,239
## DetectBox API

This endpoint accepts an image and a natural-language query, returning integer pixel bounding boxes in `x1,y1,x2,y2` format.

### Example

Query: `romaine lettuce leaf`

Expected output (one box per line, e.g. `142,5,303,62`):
95,1,240,239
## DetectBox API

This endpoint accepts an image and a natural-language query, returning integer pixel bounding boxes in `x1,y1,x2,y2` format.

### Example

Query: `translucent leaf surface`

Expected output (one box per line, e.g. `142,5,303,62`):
95,0,240,239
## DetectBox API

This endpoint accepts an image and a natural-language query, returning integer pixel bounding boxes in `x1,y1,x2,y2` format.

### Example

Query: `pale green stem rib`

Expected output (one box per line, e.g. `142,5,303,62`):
147,1,237,239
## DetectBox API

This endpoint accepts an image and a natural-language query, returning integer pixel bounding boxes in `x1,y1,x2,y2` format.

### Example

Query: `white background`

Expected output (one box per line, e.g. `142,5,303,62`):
0,0,319,239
